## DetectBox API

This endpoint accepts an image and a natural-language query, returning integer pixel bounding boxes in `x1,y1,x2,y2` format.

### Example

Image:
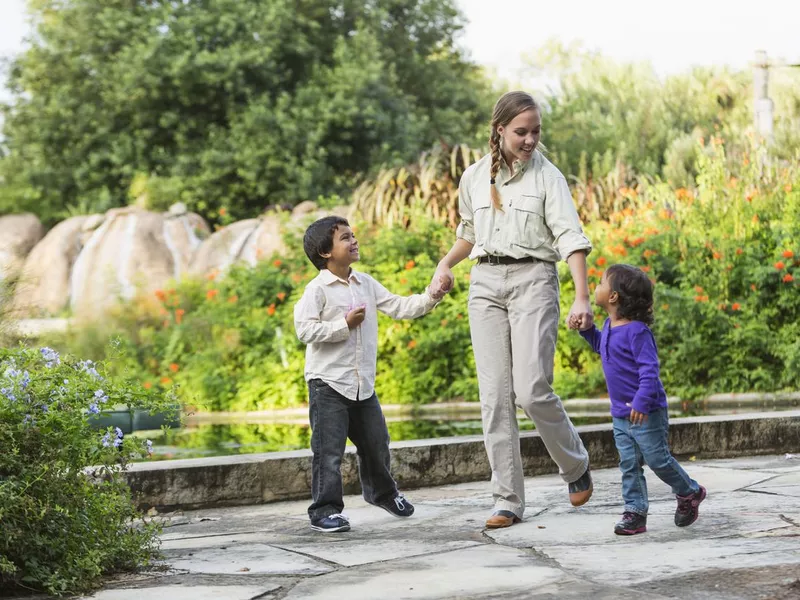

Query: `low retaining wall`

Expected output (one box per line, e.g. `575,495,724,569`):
127,410,800,511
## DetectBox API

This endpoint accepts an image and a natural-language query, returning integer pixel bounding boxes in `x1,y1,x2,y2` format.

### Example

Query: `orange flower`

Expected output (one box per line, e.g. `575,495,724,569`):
641,266,651,273
219,207,227,217
783,250,794,259
785,184,793,193
784,274,795,283
750,284,757,292
743,156,750,167
694,295,709,303
206,269,218,281
143,381,152,390
267,303,276,316
206,289,218,300
276,292,286,302
736,248,743,255
273,259,282,267
407,339,417,350
405,260,416,270
752,214,759,223
169,363,179,373
587,267,597,277
775,261,785,270
227,295,238,304
712,251,722,260
292,273,303,283
456,313,463,320
611,245,627,256
643,249,657,259
596,257,607,266
694,286,704,293
661,304,670,311
440,319,448,327
732,303,741,311
160,377,172,386
154,289,166,302
717,303,727,310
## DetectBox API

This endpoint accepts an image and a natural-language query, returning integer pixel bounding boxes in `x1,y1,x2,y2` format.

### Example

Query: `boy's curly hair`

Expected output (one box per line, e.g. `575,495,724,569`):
606,264,655,325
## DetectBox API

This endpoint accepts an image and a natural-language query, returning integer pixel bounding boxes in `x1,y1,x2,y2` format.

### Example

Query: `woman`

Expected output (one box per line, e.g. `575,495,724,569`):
432,91,594,529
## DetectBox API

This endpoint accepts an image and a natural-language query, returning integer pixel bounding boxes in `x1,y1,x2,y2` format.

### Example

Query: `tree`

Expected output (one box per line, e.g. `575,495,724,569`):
0,0,493,224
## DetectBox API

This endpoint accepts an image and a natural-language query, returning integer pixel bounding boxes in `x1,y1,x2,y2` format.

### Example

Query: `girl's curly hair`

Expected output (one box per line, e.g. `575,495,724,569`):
606,264,655,325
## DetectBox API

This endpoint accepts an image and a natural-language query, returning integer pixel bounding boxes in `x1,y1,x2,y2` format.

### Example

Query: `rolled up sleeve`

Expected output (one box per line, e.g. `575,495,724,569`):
544,173,592,260
455,170,476,244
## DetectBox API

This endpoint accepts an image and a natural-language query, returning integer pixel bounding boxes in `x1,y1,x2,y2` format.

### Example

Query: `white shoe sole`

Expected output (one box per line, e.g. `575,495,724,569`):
310,524,351,533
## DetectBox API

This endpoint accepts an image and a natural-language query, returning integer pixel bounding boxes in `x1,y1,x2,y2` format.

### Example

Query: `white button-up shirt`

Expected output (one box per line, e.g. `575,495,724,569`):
294,269,438,400
456,151,592,262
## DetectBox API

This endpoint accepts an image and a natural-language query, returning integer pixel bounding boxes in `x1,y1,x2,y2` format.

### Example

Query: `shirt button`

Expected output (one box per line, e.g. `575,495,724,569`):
495,228,500,232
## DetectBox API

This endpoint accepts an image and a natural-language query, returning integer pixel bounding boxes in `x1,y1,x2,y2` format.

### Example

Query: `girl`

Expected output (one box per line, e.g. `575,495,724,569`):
571,264,706,534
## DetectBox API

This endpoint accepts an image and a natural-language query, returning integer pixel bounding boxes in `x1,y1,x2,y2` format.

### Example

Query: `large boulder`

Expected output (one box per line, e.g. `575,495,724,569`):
68,206,209,316
188,203,353,276
0,213,44,282
12,215,93,317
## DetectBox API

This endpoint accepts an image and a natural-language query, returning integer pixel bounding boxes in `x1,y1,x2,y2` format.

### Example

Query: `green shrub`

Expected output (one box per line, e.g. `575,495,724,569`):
0,345,174,596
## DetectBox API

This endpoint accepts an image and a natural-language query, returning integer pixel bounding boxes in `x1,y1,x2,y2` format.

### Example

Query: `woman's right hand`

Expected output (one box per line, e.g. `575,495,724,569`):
430,264,454,299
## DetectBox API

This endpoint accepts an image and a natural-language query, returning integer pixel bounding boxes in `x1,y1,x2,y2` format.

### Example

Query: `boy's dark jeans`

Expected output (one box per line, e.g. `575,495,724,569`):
612,407,700,516
307,379,398,521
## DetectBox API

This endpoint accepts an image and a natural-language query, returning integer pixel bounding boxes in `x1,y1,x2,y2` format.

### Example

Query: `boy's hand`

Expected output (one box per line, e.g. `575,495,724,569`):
345,305,366,329
429,275,451,301
629,408,648,426
431,266,454,298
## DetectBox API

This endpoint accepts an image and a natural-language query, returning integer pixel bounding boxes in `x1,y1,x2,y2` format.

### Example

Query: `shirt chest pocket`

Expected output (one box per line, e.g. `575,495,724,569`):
508,193,548,248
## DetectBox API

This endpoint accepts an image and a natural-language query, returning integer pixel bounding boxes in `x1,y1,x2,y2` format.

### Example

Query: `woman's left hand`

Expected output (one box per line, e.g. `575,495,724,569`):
567,297,594,331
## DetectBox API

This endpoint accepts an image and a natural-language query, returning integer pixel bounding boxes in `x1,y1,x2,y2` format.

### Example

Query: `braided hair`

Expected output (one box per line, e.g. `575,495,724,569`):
488,91,540,211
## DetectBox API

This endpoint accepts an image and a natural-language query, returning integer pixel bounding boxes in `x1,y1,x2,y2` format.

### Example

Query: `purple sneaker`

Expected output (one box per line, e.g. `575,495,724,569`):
614,511,647,535
675,485,707,527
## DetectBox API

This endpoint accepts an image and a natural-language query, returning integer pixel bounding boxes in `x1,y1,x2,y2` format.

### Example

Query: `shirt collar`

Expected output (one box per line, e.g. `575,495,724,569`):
319,268,362,285
499,156,531,182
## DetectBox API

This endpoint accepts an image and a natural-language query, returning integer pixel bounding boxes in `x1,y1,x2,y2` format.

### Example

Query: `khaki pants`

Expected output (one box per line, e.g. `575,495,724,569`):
468,260,589,518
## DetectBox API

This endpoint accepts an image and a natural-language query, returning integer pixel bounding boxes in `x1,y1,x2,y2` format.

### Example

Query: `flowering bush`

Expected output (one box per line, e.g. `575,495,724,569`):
0,345,175,596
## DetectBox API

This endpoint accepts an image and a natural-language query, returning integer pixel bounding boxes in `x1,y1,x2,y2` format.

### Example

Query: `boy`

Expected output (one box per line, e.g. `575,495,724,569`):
294,216,446,533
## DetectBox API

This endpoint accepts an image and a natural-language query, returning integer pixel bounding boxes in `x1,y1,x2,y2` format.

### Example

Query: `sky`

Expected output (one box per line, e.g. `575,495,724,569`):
1,0,799,97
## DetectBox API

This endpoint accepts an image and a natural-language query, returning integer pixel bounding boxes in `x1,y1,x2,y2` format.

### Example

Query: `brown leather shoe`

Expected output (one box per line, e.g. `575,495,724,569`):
485,510,521,529
568,468,593,507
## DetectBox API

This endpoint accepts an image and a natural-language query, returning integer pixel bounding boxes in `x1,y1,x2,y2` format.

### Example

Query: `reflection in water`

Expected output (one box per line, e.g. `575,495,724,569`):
134,402,798,461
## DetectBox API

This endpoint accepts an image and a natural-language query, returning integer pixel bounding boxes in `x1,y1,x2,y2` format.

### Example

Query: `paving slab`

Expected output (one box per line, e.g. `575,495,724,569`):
83,585,279,600
67,454,800,600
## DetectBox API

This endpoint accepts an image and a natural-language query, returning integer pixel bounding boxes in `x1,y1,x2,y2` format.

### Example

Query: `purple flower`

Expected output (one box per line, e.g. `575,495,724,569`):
88,403,100,415
94,389,109,404
40,347,61,368
101,432,111,447
113,427,124,448
77,360,103,381
1,387,15,402
145,439,153,455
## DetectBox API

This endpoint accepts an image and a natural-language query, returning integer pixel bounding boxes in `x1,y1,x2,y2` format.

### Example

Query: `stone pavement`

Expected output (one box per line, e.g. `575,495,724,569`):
85,454,800,600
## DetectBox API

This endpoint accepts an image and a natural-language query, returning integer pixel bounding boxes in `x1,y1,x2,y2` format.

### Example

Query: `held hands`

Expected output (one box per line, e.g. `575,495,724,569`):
345,304,366,329
566,297,594,331
429,264,455,301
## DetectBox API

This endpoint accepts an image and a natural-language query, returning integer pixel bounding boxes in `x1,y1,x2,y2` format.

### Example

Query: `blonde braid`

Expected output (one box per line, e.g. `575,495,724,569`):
489,128,503,211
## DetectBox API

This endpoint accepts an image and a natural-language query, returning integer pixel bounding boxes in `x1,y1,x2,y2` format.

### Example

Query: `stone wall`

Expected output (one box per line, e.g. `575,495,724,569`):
126,411,800,512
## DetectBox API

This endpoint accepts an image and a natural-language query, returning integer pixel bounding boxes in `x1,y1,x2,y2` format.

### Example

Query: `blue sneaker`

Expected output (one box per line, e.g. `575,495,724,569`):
310,513,350,533
374,494,415,518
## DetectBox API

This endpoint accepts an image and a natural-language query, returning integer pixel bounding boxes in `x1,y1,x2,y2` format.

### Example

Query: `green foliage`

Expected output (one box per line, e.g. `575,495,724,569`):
42,135,800,409
0,345,173,596
0,0,492,225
